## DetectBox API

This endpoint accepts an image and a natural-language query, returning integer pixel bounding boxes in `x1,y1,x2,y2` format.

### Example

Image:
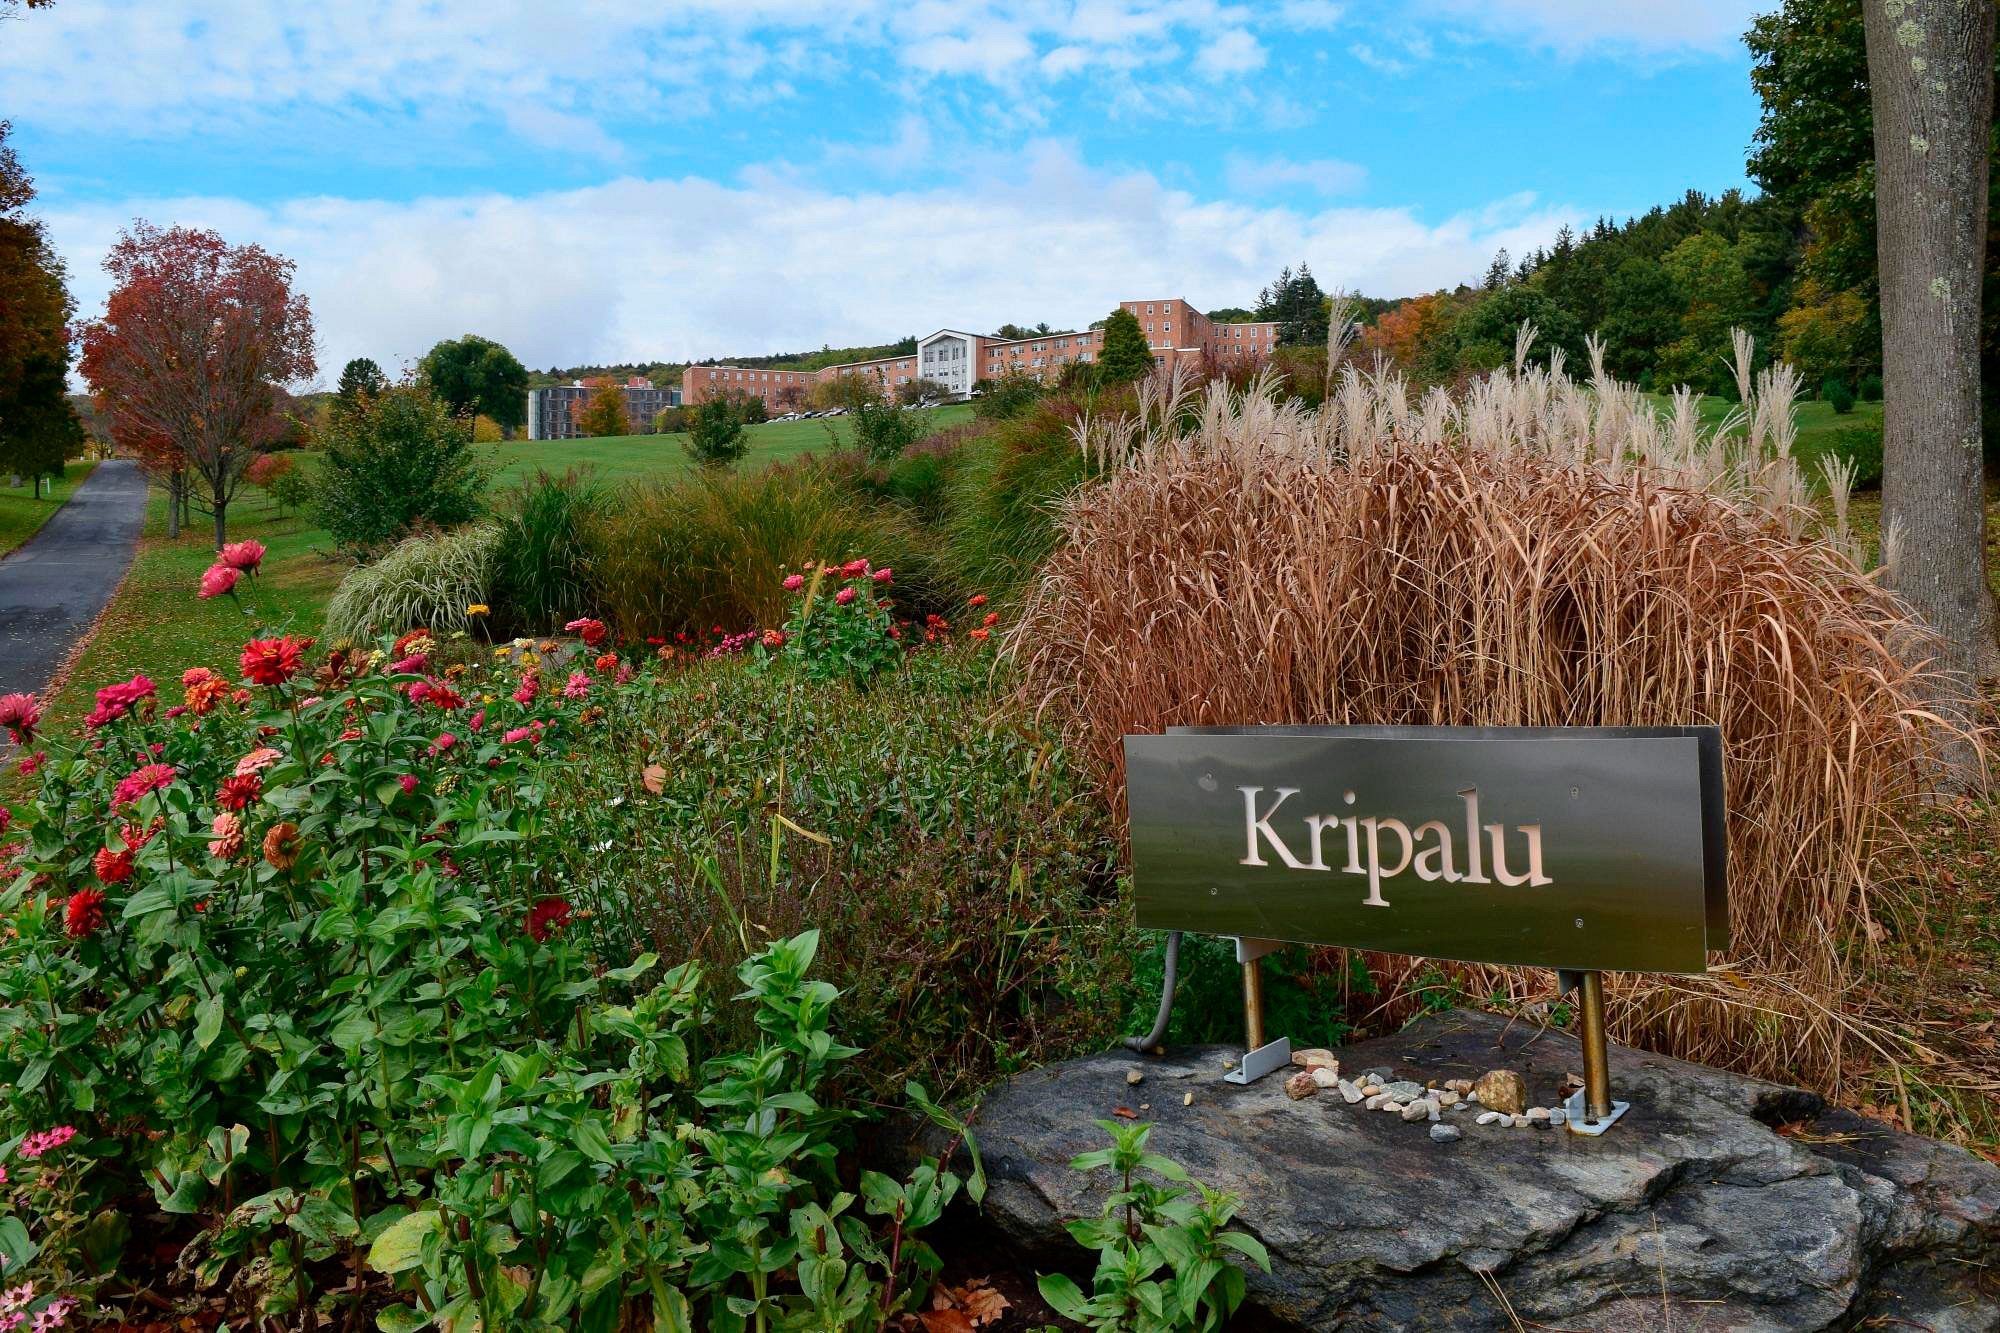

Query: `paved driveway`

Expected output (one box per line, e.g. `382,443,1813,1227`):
0,458,147,698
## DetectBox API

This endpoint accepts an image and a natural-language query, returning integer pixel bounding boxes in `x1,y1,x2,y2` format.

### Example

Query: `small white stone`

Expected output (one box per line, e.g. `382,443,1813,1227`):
1511,1114,1532,1128
1364,1093,1390,1110
1379,1100,1404,1114
1126,1069,1144,1085
1400,1100,1430,1122
1436,1090,1460,1107
1547,1108,1565,1125
1476,1111,1502,1125
1183,1093,1194,1107
1527,1107,1550,1123
1338,1079,1363,1103
1467,1091,1481,1104
1310,1066,1342,1089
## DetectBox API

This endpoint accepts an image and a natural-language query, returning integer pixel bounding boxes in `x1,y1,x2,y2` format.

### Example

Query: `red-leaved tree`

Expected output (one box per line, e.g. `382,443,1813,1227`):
79,222,316,546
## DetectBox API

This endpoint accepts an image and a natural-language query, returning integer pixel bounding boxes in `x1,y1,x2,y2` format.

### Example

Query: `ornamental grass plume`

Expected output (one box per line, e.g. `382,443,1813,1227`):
1013,359,1980,1104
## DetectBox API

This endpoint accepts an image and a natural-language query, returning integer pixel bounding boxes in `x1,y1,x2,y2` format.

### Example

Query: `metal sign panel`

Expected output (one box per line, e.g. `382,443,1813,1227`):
1124,727,1724,975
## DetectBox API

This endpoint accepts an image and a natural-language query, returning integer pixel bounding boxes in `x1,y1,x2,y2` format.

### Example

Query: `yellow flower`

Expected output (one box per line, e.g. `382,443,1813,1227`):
493,644,514,658
467,603,490,616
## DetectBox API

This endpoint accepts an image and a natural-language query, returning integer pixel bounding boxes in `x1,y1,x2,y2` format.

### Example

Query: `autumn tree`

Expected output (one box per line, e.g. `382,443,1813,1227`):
420,334,529,437
0,122,73,465
575,381,628,437
1863,0,1997,781
79,222,316,546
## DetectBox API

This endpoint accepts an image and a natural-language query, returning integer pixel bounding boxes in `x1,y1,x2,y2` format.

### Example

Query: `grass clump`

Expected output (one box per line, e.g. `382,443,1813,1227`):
489,467,600,637
323,520,501,643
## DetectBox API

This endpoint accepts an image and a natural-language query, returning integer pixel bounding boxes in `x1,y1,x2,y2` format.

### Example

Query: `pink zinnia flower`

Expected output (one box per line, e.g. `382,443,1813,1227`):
0,692,40,744
218,538,266,572
16,751,46,777
111,762,177,808
85,674,156,730
502,725,535,744
563,671,590,699
512,677,539,705
208,811,244,860
198,564,240,599
872,567,892,584
782,573,805,591
234,747,283,776
398,774,419,796
427,731,457,756
468,709,485,732
841,559,868,577
17,1125,77,1159
834,586,858,606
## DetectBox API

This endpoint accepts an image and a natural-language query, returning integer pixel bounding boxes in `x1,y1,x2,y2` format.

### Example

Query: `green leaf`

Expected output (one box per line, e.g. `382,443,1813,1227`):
1217,1229,1272,1272
367,1209,445,1275
571,1118,615,1166
193,994,224,1050
375,1305,431,1333
1035,1273,1089,1320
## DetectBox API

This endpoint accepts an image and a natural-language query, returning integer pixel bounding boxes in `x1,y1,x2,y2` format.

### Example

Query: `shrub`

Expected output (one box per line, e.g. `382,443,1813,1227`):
1822,376,1856,413
0,644,987,1325
1858,372,1883,401
942,398,1091,601
1817,421,1884,490
534,646,1133,1100
652,405,688,434
682,397,748,469
310,386,486,559
852,398,931,463
973,371,1044,422
246,451,311,515
323,521,501,642
585,460,949,637
489,469,600,637
1014,397,1956,1100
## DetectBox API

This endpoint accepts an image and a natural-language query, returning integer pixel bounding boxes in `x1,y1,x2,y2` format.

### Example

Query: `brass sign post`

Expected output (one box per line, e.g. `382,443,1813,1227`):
1123,726,1727,1134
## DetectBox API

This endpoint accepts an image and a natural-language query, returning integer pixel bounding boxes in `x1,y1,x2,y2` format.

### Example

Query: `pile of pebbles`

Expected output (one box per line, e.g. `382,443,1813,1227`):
1278,1049,1572,1141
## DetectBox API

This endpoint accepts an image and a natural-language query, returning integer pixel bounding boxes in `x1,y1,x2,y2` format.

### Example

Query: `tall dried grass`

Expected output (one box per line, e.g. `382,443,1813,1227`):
1015,341,1978,1098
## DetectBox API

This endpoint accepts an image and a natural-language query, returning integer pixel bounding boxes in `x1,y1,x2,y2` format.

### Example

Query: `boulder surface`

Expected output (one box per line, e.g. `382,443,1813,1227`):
955,1010,2000,1330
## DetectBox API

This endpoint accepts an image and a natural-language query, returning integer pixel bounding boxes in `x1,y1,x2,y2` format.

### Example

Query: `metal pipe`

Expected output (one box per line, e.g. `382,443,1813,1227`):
1577,970,1613,1120
1123,931,1182,1053
1242,957,1266,1052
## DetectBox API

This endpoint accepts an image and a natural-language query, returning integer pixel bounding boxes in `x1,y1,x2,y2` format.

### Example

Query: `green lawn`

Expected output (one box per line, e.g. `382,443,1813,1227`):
478,404,975,491
1639,392,1881,456
0,460,100,559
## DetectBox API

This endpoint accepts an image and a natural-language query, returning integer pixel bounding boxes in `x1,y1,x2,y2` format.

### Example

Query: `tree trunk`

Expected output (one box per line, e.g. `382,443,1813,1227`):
1865,0,1997,786
165,472,181,539
213,495,228,549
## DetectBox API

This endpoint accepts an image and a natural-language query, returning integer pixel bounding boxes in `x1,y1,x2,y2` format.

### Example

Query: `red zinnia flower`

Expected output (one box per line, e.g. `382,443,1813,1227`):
198,564,240,599
761,628,786,650
64,889,107,939
86,674,156,730
968,594,988,607
969,628,990,641
92,847,134,885
240,636,313,686
563,618,608,648
219,538,266,572
525,896,572,943
111,762,177,808
872,567,893,584
398,774,419,796
16,750,46,777
217,773,263,811
834,586,858,606
782,573,805,591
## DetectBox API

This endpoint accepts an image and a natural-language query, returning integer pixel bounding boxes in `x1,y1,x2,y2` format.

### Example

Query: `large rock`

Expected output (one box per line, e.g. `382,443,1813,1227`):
946,1010,2000,1330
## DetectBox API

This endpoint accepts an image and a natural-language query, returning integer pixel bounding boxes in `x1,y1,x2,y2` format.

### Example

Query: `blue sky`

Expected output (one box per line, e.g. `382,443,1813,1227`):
1,1,1768,378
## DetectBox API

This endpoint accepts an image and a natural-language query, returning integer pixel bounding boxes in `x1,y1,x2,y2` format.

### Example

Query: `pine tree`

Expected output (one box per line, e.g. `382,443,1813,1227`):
336,356,387,404
1483,249,1513,289
1096,307,1153,384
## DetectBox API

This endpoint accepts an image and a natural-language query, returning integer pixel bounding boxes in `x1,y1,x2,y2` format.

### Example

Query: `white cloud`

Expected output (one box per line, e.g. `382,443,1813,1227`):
1413,0,1761,56
1224,154,1367,197
46,147,1582,380
1194,27,1267,78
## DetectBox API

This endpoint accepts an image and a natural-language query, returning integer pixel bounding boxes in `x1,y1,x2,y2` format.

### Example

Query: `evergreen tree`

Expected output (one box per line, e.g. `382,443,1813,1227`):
1096,307,1153,383
336,356,387,404
1482,249,1513,290
1255,264,1330,346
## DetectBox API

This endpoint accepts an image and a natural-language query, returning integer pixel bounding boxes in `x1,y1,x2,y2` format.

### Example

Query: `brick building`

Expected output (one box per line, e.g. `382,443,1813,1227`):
658,296,1287,407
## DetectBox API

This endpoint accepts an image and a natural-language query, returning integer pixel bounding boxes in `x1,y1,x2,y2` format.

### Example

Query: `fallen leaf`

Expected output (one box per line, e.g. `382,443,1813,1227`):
642,763,667,794
919,1312,975,1333
1111,1105,1138,1119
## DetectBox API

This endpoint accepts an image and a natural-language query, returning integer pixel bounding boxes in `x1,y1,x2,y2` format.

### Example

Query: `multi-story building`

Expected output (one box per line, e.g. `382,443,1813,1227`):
654,297,1290,408
526,376,680,440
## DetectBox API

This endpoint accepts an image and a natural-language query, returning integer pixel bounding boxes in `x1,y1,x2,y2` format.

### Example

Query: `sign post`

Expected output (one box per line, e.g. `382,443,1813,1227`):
1123,725,1726,1135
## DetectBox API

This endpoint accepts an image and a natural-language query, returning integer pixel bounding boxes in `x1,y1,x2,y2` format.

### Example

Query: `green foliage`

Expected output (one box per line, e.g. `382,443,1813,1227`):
324,521,501,642
851,399,930,464
263,454,315,513
1129,934,1356,1053
1036,1120,1270,1333
684,397,749,469
972,370,1044,422
419,334,530,435
0,640,1001,1327
1600,257,1683,380
652,405,689,434
1096,309,1152,385
772,562,901,686
1811,420,1883,490
310,386,487,559
335,356,387,404
942,401,1089,600
736,393,768,425
535,648,1132,1099
1255,263,1329,347
489,469,601,638
0,350,81,494
583,459,947,638
1656,233,1757,395
1451,285,1585,373
1822,376,1856,414
1858,372,1883,401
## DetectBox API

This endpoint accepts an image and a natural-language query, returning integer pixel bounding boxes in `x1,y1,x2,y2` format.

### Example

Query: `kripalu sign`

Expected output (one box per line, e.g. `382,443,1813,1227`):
1123,726,1727,975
